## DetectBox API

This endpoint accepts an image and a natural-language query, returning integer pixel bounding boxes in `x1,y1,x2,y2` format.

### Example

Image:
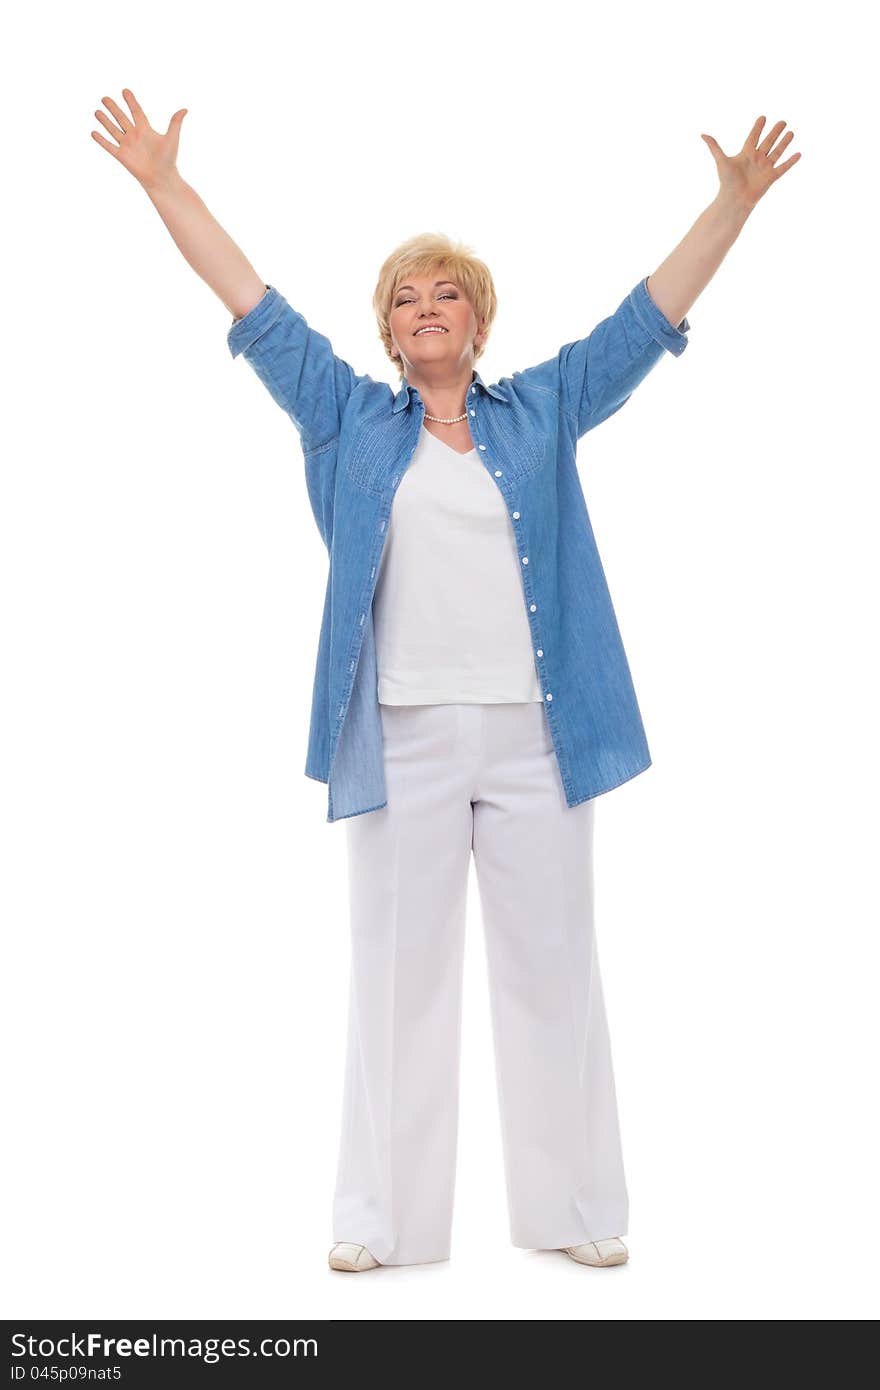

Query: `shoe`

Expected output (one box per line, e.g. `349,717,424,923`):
561,1237,628,1266
328,1242,381,1272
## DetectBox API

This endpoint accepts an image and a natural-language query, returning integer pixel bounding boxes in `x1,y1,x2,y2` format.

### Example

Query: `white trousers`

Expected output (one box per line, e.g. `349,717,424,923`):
332,701,628,1265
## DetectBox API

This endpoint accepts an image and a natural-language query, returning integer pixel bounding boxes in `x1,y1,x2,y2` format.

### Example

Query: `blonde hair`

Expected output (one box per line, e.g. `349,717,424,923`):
372,231,498,381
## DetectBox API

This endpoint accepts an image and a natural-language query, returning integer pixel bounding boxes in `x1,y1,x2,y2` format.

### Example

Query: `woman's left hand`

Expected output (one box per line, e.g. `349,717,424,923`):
701,116,801,211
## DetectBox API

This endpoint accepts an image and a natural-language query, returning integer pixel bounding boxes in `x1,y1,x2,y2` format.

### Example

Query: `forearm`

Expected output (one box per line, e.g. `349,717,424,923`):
646,192,752,328
143,170,267,320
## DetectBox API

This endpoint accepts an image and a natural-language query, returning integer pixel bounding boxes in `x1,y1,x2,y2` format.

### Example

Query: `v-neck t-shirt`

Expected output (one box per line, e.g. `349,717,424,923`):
372,424,544,704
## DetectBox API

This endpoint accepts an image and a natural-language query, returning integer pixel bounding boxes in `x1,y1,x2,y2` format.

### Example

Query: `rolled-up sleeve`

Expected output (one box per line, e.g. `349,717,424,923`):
628,276,690,356
227,285,370,456
227,284,286,358
516,276,691,440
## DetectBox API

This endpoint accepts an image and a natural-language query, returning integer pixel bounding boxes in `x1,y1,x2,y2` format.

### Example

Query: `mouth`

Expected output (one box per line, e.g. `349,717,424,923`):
413,326,448,337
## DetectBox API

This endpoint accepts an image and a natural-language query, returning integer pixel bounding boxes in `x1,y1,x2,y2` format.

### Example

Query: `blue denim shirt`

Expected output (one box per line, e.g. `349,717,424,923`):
227,276,690,822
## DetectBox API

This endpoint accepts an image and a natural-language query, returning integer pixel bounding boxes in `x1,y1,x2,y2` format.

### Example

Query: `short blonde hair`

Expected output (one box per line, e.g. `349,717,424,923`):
372,231,498,380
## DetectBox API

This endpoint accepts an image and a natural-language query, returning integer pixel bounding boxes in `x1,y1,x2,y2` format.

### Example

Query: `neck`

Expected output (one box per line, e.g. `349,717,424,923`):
404,365,475,418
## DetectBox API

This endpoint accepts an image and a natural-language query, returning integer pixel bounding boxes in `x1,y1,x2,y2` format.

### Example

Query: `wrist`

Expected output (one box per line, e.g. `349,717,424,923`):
712,189,754,223
142,167,187,200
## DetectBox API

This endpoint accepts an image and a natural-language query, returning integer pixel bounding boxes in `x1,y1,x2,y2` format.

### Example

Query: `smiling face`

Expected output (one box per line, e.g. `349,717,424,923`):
388,268,485,376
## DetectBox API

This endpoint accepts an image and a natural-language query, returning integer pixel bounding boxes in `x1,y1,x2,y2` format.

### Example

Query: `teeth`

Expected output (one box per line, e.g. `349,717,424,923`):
415,327,447,335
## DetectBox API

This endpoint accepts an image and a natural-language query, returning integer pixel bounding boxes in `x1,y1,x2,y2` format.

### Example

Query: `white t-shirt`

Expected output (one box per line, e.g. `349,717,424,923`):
373,424,544,704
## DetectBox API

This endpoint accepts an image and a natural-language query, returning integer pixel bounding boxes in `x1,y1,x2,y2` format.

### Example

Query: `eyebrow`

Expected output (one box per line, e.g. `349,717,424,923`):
395,280,459,294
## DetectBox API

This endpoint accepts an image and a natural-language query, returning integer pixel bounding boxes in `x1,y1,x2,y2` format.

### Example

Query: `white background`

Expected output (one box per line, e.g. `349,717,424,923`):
2,0,877,1322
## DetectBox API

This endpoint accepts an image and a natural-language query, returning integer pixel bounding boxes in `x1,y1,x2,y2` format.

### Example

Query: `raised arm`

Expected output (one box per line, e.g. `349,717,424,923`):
92,88,370,459
646,116,802,328
90,88,266,321
513,116,802,442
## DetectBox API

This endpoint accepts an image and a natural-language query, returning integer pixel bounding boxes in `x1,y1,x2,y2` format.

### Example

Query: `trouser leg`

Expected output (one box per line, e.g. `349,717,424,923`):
332,703,473,1265
471,702,629,1249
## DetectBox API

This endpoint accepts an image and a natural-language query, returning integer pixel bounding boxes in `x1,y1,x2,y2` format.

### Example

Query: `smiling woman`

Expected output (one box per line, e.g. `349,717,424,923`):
94,84,798,1278
374,232,497,373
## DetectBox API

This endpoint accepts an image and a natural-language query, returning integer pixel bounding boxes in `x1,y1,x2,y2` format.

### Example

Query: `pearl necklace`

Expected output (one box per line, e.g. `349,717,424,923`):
424,408,468,424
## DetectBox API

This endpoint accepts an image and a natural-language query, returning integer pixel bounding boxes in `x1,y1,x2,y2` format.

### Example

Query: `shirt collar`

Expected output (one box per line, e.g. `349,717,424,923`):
392,368,509,414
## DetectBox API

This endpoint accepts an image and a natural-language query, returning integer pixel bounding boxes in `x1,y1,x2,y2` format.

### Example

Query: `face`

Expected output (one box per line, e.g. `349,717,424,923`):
388,269,484,375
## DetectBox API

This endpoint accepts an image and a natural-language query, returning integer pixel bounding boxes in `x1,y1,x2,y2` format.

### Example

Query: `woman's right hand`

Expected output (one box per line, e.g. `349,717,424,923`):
91,88,187,191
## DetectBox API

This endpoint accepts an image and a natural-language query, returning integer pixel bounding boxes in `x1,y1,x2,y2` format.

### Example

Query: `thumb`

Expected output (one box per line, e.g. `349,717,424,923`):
167,108,187,135
701,132,722,157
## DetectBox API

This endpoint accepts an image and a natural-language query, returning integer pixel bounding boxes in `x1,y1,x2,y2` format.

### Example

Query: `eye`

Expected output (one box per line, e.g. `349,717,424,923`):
394,292,457,307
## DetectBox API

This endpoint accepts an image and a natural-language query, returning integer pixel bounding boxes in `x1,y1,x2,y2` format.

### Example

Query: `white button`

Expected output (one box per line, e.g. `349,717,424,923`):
471,385,477,393
536,649,543,657
530,603,537,612
470,409,475,416
512,511,520,519
521,556,529,565
478,444,486,451
494,470,502,477
545,692,553,701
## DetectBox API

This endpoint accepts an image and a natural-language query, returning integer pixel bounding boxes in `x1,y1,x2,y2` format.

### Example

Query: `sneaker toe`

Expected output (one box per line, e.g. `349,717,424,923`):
563,1237,628,1266
328,1242,381,1271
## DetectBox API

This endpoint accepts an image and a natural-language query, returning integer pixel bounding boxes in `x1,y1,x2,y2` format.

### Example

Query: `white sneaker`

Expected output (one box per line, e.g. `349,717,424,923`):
328,1242,381,1272
561,1237,628,1266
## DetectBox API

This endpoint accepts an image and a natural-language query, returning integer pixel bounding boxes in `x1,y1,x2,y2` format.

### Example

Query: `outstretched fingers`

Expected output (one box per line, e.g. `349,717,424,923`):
100,95,134,136
94,106,125,143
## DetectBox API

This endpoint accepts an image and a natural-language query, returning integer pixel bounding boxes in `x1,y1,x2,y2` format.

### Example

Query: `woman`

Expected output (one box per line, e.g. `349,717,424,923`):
92,92,800,1273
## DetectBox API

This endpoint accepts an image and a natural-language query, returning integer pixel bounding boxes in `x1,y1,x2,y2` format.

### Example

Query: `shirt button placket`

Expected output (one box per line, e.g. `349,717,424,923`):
478,428,552,708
